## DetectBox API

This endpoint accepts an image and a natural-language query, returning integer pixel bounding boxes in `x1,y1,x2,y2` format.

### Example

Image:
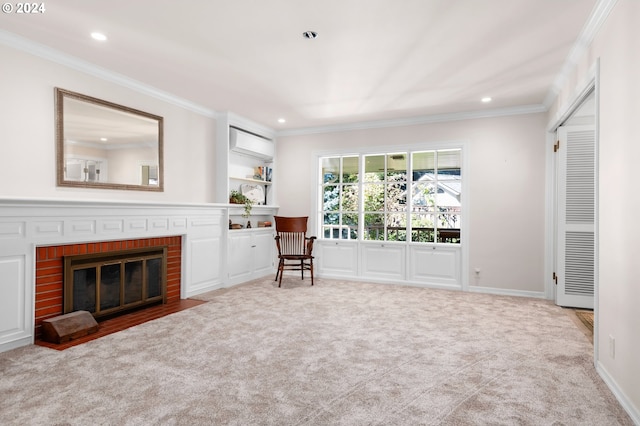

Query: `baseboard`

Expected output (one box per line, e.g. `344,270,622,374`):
185,281,226,298
315,273,546,298
468,285,546,299
316,273,462,291
596,361,640,425
0,336,33,354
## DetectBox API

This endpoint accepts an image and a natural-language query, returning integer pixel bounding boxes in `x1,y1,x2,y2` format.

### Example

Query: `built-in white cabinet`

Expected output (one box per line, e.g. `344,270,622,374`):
316,240,359,277
227,228,275,285
361,242,405,281
407,244,460,287
317,239,461,289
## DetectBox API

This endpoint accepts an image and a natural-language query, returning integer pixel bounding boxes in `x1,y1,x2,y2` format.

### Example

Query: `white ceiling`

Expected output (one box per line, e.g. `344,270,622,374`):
0,0,597,131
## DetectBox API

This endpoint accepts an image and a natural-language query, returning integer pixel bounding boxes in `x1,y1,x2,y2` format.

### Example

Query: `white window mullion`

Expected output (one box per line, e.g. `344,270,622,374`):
407,151,413,242
383,154,388,241
359,155,365,241
433,150,440,243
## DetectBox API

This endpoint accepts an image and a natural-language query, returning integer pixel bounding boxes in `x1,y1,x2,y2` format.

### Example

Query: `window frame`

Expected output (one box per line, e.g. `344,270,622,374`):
316,141,465,245
320,155,360,240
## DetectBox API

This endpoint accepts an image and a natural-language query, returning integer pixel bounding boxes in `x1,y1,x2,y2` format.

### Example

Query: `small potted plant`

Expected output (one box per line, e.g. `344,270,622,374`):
229,190,253,217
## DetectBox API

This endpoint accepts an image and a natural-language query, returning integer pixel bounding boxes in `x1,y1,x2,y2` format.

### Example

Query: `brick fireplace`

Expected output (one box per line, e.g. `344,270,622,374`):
0,199,224,353
34,236,182,339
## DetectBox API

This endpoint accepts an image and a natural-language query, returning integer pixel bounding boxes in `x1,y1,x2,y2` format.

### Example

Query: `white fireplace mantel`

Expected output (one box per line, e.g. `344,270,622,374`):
0,197,227,353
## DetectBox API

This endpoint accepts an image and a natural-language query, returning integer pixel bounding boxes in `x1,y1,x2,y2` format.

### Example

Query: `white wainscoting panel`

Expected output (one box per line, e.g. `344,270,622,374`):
67,220,96,236
317,241,359,277
361,243,405,281
187,237,222,297
0,222,25,239
190,217,221,230
126,218,148,232
0,255,27,346
31,221,64,238
100,219,125,234
171,217,188,230
150,218,170,231
408,245,461,288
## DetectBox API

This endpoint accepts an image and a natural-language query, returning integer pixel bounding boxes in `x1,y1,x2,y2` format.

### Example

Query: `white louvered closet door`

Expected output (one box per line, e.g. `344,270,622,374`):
556,125,595,308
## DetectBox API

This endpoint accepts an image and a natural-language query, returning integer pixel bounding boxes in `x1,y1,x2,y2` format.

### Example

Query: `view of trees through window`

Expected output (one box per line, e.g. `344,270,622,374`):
320,149,461,243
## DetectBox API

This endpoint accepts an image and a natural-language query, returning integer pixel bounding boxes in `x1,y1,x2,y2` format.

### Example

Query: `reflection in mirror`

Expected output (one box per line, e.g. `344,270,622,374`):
55,88,163,191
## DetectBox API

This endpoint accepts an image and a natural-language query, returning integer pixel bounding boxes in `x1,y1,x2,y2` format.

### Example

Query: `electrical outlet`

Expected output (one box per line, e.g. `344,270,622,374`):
609,335,616,359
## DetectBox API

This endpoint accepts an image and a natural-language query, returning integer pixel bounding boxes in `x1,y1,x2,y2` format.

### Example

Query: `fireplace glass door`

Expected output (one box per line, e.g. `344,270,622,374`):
65,248,167,318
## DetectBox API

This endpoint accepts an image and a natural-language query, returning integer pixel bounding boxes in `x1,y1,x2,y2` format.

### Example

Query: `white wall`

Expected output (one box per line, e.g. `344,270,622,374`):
276,113,547,294
0,44,216,203
548,0,640,420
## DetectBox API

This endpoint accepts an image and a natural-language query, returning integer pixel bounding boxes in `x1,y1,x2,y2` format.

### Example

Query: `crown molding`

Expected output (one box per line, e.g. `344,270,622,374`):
276,104,547,137
0,29,217,118
218,111,276,139
542,0,618,109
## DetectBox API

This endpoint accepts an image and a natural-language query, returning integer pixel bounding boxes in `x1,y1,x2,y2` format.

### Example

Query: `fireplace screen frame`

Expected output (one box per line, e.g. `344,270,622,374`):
64,247,168,319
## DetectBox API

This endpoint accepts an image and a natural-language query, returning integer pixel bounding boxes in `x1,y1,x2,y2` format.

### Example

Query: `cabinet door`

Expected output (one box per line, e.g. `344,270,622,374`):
408,245,460,288
252,231,274,276
228,233,253,281
317,241,358,277
361,243,405,281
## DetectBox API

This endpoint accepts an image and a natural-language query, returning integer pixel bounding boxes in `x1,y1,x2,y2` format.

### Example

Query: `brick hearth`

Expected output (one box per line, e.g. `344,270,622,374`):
34,236,182,340
36,298,205,350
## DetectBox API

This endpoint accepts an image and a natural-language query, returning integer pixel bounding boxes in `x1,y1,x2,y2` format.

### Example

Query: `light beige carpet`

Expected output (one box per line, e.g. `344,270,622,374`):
0,277,632,425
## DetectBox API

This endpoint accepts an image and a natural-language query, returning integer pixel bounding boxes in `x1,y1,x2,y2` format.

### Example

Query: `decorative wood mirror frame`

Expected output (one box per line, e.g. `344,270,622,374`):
55,88,164,191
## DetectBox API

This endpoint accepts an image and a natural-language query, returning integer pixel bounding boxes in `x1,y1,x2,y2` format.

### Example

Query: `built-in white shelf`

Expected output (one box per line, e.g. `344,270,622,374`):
228,226,274,232
229,176,272,185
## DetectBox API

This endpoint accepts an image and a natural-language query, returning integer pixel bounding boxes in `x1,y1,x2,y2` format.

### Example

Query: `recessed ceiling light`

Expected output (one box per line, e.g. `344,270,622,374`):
277,118,286,124
302,31,318,39
91,32,107,41
100,137,108,142
481,97,492,103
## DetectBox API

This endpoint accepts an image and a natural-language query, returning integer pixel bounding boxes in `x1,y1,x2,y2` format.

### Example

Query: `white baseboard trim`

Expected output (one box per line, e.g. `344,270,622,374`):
316,273,462,292
0,336,33,354
315,273,547,299
596,361,640,425
468,285,546,299
185,281,226,298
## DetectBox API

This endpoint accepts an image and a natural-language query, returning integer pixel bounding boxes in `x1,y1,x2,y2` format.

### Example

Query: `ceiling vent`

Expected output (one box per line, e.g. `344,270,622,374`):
302,31,318,39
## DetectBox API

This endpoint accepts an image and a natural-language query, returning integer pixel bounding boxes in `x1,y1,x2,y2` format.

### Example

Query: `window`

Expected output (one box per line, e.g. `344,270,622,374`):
321,156,359,239
319,148,462,243
410,149,461,243
363,153,408,241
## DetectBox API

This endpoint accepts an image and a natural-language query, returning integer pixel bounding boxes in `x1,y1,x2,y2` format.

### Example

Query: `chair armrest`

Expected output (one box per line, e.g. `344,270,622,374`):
306,236,317,255
274,235,281,254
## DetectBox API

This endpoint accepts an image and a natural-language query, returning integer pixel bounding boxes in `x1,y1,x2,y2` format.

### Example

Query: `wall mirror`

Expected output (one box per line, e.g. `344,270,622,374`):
55,88,163,191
